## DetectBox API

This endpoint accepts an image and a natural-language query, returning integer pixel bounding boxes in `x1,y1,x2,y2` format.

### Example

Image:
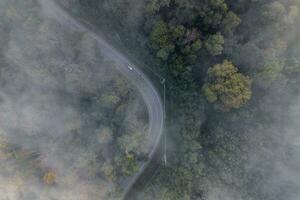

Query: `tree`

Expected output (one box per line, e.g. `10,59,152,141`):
284,5,298,25
263,1,286,22
149,20,175,60
209,0,228,11
222,11,241,35
117,131,142,154
204,33,225,56
145,0,171,14
43,170,56,185
96,127,113,144
202,60,252,111
101,162,116,181
115,154,139,176
256,59,284,87
100,93,121,109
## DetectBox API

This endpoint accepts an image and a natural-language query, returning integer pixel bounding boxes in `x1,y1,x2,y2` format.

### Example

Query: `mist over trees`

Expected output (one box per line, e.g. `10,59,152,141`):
0,1,151,199
202,60,252,111
1,0,300,200
61,0,300,199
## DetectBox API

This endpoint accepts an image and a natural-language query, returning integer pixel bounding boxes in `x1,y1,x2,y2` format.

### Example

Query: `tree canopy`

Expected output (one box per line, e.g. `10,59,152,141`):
202,60,252,111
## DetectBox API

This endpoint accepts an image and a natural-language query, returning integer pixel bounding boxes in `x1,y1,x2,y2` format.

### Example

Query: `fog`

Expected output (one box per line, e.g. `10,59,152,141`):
2,0,300,200
0,0,149,199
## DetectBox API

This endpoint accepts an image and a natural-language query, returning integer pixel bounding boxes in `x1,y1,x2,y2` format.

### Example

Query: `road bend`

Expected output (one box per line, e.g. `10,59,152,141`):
38,0,164,199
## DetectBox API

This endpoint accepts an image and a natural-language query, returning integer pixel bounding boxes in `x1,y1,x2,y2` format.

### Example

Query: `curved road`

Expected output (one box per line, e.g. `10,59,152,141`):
38,0,164,199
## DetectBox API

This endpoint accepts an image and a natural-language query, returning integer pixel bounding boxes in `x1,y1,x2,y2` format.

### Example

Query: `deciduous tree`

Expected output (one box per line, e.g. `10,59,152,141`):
202,60,252,111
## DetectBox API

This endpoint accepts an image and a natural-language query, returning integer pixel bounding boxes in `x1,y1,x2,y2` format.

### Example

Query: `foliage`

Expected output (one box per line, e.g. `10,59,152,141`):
145,0,171,14
204,33,225,56
202,60,252,111
10,0,300,199
144,0,240,86
43,170,56,185
116,154,140,176
0,1,151,198
256,59,284,87
149,20,175,60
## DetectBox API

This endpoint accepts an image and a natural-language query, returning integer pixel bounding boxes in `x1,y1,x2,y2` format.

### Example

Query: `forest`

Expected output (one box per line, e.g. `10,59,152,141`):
61,0,300,199
1,0,300,200
0,1,151,199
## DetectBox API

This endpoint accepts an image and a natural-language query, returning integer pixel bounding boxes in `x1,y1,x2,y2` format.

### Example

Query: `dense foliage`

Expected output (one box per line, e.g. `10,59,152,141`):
202,60,252,111
0,1,150,199
2,0,300,199
64,0,300,199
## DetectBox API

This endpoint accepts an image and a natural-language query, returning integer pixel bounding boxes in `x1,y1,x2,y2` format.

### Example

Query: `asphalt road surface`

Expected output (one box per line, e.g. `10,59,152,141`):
38,0,164,199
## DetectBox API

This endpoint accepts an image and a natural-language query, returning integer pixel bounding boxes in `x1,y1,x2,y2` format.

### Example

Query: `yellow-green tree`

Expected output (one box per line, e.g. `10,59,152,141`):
204,32,225,56
202,60,252,111
43,170,56,185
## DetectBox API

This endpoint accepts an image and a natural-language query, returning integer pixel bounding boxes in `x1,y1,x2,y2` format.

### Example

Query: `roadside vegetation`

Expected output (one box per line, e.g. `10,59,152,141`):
63,0,300,199
0,1,150,199
1,0,300,199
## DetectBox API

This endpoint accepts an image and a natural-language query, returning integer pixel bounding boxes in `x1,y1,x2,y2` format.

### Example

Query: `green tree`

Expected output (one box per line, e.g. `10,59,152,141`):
256,59,284,87
202,60,252,111
222,11,241,35
149,20,175,60
101,162,116,181
209,0,228,11
115,154,139,176
264,1,286,22
145,0,171,14
100,93,121,109
117,132,142,154
204,33,225,56
96,127,113,144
